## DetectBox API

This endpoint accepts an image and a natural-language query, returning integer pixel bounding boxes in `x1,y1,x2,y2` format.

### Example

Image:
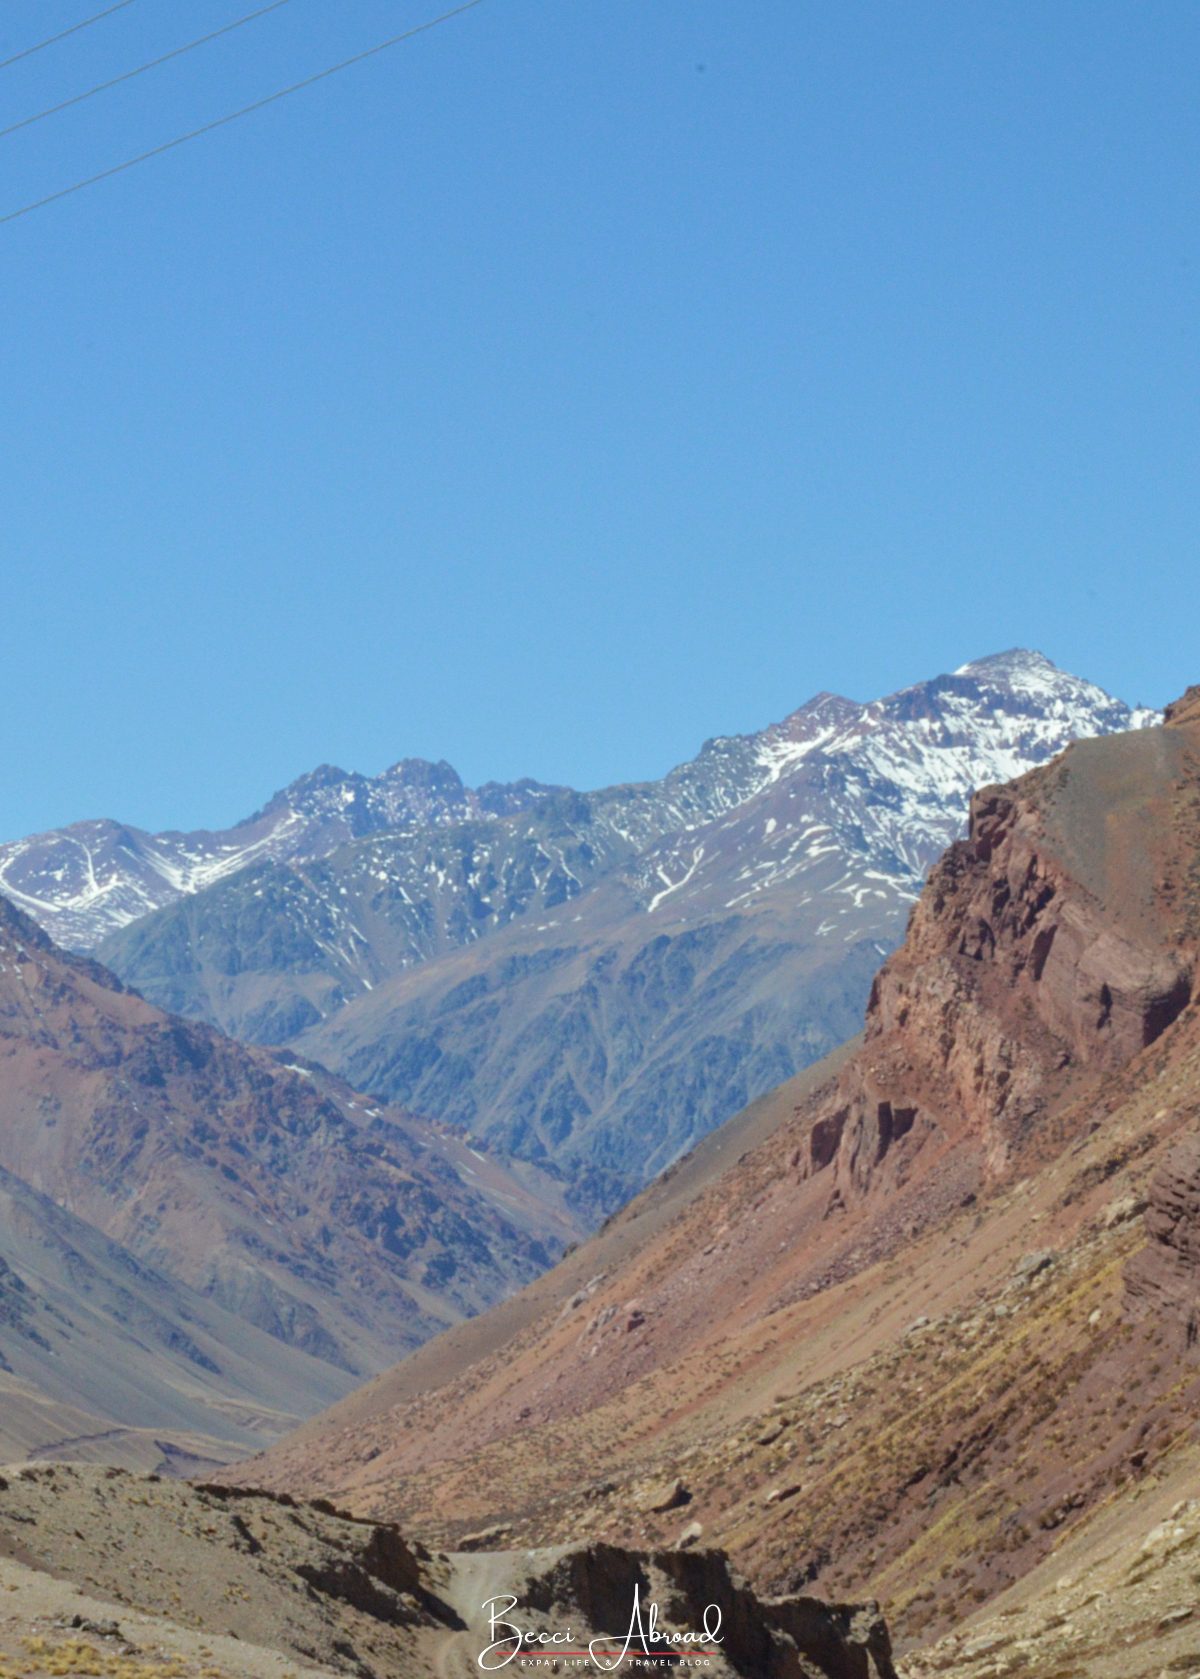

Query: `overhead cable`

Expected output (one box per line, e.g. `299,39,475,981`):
0,0,138,73
2,0,296,141
1,0,487,226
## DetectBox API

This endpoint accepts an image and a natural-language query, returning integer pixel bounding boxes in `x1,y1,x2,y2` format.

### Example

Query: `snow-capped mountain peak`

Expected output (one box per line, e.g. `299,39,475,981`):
621,650,1158,928
0,653,1157,958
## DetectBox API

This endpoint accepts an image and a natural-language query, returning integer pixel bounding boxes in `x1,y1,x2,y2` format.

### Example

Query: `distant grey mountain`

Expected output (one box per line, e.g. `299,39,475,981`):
0,758,564,951
85,652,1156,1219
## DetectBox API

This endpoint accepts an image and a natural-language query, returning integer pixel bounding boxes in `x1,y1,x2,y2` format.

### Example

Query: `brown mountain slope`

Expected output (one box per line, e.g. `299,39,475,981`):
230,694,1200,1657
0,1156,352,1468
0,893,579,1412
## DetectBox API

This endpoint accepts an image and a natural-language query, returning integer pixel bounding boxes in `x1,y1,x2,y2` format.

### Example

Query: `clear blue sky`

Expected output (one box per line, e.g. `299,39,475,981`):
3,0,1196,837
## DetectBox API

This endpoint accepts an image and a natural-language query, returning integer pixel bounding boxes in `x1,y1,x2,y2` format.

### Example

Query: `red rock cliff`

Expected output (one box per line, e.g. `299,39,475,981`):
805,702,1198,1193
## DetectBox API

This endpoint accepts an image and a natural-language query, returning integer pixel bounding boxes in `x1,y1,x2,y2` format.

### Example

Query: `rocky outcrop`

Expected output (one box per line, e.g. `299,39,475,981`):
1164,685,1200,728
193,1480,458,1631
801,710,1198,1193
0,1467,896,1679
518,1541,897,1678
1124,1133,1200,1341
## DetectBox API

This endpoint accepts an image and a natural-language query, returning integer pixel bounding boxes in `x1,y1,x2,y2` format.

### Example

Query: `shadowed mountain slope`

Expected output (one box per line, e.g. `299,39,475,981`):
0,893,579,1458
0,1158,353,1468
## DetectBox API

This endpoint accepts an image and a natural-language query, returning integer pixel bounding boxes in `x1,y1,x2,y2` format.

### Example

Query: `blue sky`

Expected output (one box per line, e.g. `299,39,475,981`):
3,0,1196,837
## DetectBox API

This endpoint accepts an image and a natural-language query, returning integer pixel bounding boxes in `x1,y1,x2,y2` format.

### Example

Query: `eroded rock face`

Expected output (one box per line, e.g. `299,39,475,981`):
801,713,1198,1195
1124,1133,1200,1341
479,1540,897,1679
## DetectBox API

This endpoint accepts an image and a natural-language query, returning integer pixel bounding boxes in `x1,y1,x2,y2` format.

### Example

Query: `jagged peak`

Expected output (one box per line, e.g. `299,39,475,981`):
941,650,1158,729
953,648,1063,680
378,757,465,788
796,689,861,719
281,762,355,794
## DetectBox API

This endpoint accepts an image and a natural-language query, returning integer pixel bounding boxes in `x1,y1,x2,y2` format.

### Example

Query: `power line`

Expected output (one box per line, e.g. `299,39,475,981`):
2,0,297,141
0,0,138,73
1,0,487,226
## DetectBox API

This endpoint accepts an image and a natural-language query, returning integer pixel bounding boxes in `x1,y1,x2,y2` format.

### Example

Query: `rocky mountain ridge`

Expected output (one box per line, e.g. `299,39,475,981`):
94,652,1158,1218
0,759,565,952
95,652,1157,1014
800,719,1195,1197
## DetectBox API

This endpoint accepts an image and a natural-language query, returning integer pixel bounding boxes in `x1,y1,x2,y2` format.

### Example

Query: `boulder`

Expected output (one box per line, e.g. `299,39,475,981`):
637,1477,690,1513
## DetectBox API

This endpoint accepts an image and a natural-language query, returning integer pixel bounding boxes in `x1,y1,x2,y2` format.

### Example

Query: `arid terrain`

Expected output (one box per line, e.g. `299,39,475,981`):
221,686,1200,1673
1,0,1185,1667
95,653,1154,1220
2,686,1198,1674
0,1465,895,1678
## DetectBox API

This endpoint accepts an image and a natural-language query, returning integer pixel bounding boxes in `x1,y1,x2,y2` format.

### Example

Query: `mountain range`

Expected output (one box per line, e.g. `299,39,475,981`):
0,665,1193,1677
85,650,1156,1217
0,648,1159,1472
0,760,566,953
230,681,1200,1675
